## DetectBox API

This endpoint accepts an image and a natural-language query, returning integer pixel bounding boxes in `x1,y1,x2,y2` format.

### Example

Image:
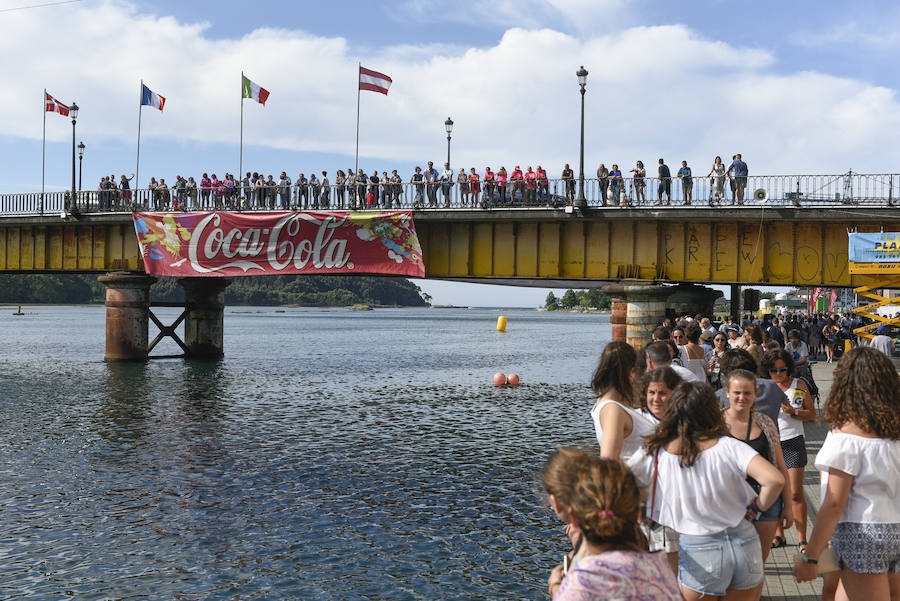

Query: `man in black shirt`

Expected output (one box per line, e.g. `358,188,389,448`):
658,158,671,205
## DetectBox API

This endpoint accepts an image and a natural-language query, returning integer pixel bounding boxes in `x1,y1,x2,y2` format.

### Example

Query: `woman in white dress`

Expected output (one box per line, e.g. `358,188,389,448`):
708,156,726,206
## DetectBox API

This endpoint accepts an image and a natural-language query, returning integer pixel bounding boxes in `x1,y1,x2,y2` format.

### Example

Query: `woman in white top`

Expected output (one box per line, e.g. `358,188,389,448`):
708,156,727,205
678,323,709,382
763,349,815,553
794,347,900,601
590,341,653,467
636,381,784,601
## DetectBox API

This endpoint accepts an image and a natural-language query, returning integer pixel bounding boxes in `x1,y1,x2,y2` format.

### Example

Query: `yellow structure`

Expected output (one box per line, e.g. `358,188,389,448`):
851,279,900,342
0,222,142,272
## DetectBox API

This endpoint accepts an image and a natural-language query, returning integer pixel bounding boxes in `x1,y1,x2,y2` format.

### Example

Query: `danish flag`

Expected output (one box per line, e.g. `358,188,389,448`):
45,92,70,116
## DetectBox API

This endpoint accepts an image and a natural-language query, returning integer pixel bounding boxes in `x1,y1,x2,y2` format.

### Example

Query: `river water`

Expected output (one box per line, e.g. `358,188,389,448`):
0,306,611,600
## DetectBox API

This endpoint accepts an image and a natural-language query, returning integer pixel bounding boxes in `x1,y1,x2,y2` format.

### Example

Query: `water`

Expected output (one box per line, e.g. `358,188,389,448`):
0,306,611,600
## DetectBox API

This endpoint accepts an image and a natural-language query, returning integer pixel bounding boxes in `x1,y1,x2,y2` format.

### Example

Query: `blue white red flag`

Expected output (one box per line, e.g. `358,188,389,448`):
141,84,166,111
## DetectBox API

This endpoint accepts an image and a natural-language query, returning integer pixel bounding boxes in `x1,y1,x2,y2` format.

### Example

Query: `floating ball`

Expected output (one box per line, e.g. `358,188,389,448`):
496,315,507,332
493,372,507,386
507,373,520,387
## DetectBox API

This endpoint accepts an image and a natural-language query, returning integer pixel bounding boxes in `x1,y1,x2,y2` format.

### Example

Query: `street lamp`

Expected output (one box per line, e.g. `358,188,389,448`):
574,66,588,210
444,117,454,168
70,102,79,209
77,141,85,191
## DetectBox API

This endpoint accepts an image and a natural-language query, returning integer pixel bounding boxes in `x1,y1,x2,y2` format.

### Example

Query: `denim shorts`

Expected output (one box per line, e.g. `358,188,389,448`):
679,519,764,596
757,496,783,523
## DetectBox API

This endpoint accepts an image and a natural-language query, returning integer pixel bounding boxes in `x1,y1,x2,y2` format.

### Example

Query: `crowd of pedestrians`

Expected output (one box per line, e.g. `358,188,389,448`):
90,154,751,211
541,309,900,601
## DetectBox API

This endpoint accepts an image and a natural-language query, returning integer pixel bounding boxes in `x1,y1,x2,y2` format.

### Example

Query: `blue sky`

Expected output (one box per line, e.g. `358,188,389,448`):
2,0,899,306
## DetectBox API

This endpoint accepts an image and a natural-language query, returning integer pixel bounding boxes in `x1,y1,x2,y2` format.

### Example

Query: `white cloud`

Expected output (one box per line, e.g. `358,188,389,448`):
5,0,900,178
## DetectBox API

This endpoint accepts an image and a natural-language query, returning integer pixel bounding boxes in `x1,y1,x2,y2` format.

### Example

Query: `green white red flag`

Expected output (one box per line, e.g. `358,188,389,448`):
241,75,269,105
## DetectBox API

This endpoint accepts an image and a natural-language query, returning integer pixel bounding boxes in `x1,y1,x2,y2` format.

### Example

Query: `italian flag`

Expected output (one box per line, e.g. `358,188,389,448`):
242,74,270,105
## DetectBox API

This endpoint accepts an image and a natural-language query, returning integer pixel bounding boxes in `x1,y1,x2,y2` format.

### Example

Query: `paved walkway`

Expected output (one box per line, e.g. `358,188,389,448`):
761,361,834,601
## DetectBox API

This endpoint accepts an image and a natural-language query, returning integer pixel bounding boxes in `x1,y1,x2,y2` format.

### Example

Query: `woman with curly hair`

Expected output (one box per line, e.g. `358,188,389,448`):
590,342,653,468
794,347,900,600
763,349,815,553
635,381,784,601
542,448,681,600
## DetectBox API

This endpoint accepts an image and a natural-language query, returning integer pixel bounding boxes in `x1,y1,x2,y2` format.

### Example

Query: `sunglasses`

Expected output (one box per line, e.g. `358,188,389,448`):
714,338,726,342
768,367,789,373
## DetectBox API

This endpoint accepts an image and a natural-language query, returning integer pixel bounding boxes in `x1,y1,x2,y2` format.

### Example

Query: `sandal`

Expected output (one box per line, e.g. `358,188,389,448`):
771,536,786,549
798,540,808,554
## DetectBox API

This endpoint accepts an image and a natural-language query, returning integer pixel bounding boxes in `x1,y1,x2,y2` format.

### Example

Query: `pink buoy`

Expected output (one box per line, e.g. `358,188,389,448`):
493,372,507,386
507,373,520,387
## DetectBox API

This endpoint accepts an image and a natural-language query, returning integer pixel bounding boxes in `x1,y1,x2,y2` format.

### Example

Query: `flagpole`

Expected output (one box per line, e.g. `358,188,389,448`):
239,71,244,190
41,88,46,215
136,80,143,191
355,62,360,175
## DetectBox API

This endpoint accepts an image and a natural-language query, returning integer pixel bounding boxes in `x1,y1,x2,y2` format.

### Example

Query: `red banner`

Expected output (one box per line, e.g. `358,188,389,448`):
810,286,824,312
828,289,838,313
133,211,425,278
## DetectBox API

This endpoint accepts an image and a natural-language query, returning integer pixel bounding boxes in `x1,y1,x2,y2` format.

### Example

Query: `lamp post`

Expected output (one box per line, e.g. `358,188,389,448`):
575,66,588,210
70,102,79,208
77,141,85,191
444,117,454,168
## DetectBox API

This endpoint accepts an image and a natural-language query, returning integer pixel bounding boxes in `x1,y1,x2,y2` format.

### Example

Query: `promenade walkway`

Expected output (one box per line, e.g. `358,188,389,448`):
762,360,834,601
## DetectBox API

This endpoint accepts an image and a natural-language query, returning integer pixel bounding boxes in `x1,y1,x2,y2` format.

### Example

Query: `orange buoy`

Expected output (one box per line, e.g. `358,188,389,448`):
493,372,507,386
507,373,520,387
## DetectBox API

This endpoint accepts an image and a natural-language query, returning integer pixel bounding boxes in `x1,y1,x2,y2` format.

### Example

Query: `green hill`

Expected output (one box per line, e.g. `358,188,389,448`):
0,274,427,307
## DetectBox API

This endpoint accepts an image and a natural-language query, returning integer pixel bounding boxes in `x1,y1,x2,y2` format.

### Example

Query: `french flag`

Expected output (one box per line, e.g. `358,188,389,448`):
141,83,166,111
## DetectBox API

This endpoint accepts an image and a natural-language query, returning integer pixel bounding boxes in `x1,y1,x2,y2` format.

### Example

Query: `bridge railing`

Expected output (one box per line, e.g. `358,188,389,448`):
3,173,897,215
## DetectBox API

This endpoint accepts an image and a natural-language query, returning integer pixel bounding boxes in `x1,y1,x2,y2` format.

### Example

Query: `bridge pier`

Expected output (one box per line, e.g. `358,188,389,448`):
179,278,230,359
603,283,674,349
98,271,156,361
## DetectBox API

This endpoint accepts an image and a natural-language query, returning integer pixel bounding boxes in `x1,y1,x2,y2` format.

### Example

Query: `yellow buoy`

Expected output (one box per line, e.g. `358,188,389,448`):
497,315,507,332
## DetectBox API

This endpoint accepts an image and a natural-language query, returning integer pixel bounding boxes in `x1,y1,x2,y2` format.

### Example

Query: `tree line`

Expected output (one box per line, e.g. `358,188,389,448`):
545,289,611,311
0,274,427,307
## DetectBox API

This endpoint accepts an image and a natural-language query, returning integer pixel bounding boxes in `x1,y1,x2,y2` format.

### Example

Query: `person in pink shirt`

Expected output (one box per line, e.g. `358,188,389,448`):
469,168,481,208
496,167,508,205
536,165,549,206
510,165,524,206
483,167,495,207
200,173,212,209
525,166,537,205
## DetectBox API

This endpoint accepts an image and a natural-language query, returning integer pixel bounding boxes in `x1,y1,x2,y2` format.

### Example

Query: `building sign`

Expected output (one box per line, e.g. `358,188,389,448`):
848,232,900,274
133,211,425,278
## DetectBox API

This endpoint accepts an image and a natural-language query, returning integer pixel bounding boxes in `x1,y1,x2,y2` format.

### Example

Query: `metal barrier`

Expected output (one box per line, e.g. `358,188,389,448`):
3,172,897,215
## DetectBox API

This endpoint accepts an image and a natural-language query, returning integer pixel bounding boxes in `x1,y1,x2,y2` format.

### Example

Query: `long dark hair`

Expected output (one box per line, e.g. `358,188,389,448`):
644,381,729,467
591,341,637,407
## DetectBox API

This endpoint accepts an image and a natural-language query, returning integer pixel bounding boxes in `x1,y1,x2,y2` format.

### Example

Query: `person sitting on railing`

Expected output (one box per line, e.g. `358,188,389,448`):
630,161,646,205
609,164,623,207
728,154,748,205
708,156,726,206
469,168,481,208
658,158,672,205
440,162,454,207
510,165,525,206
497,166,508,205
525,166,537,206
483,166,495,208
596,164,608,207
457,168,470,207
677,161,693,206
536,165,548,206
411,167,425,208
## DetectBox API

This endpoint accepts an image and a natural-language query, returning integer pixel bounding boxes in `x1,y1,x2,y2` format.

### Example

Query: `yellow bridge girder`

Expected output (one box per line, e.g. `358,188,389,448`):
0,212,898,289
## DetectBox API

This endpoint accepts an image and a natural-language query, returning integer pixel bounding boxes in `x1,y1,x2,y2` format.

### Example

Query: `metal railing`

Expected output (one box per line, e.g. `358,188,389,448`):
3,172,897,215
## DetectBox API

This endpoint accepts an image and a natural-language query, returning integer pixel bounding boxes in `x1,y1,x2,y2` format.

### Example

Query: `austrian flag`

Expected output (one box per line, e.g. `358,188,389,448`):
359,66,392,95
44,92,69,116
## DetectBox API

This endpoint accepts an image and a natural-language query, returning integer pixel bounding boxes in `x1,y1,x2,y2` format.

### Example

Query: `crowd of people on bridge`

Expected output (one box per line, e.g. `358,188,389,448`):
89,154,751,212
540,309,900,601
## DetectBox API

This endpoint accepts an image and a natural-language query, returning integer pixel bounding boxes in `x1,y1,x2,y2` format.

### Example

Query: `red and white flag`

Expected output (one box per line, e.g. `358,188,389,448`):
828,289,838,313
810,286,824,312
45,92,69,116
359,66,392,95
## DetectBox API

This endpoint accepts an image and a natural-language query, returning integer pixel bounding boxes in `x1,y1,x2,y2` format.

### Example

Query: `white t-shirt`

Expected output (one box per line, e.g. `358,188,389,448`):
632,437,758,535
815,431,900,524
591,400,655,470
669,363,700,382
777,378,806,441
869,335,893,357
784,340,809,363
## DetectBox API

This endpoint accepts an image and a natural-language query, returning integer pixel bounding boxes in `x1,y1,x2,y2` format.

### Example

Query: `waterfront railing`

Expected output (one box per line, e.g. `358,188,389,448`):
2,173,897,215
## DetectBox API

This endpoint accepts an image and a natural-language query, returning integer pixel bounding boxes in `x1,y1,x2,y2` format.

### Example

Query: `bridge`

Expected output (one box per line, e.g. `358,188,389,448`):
3,172,898,358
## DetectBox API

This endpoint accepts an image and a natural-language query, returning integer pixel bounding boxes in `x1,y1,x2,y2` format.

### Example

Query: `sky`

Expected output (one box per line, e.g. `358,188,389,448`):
2,0,899,306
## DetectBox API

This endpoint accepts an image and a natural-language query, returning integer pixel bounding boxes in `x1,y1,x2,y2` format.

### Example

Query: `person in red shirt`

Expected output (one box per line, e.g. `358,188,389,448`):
469,168,481,208
510,165,524,206
496,167,508,205
483,167,495,208
525,166,537,205
536,165,549,206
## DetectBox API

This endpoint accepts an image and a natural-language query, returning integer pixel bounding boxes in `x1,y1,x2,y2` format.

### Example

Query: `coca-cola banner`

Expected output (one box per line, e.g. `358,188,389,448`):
133,211,425,278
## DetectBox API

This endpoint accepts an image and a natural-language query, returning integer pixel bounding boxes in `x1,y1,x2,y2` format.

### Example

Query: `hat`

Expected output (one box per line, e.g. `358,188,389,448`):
700,330,715,341
726,325,740,333
877,325,887,334
788,329,802,339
